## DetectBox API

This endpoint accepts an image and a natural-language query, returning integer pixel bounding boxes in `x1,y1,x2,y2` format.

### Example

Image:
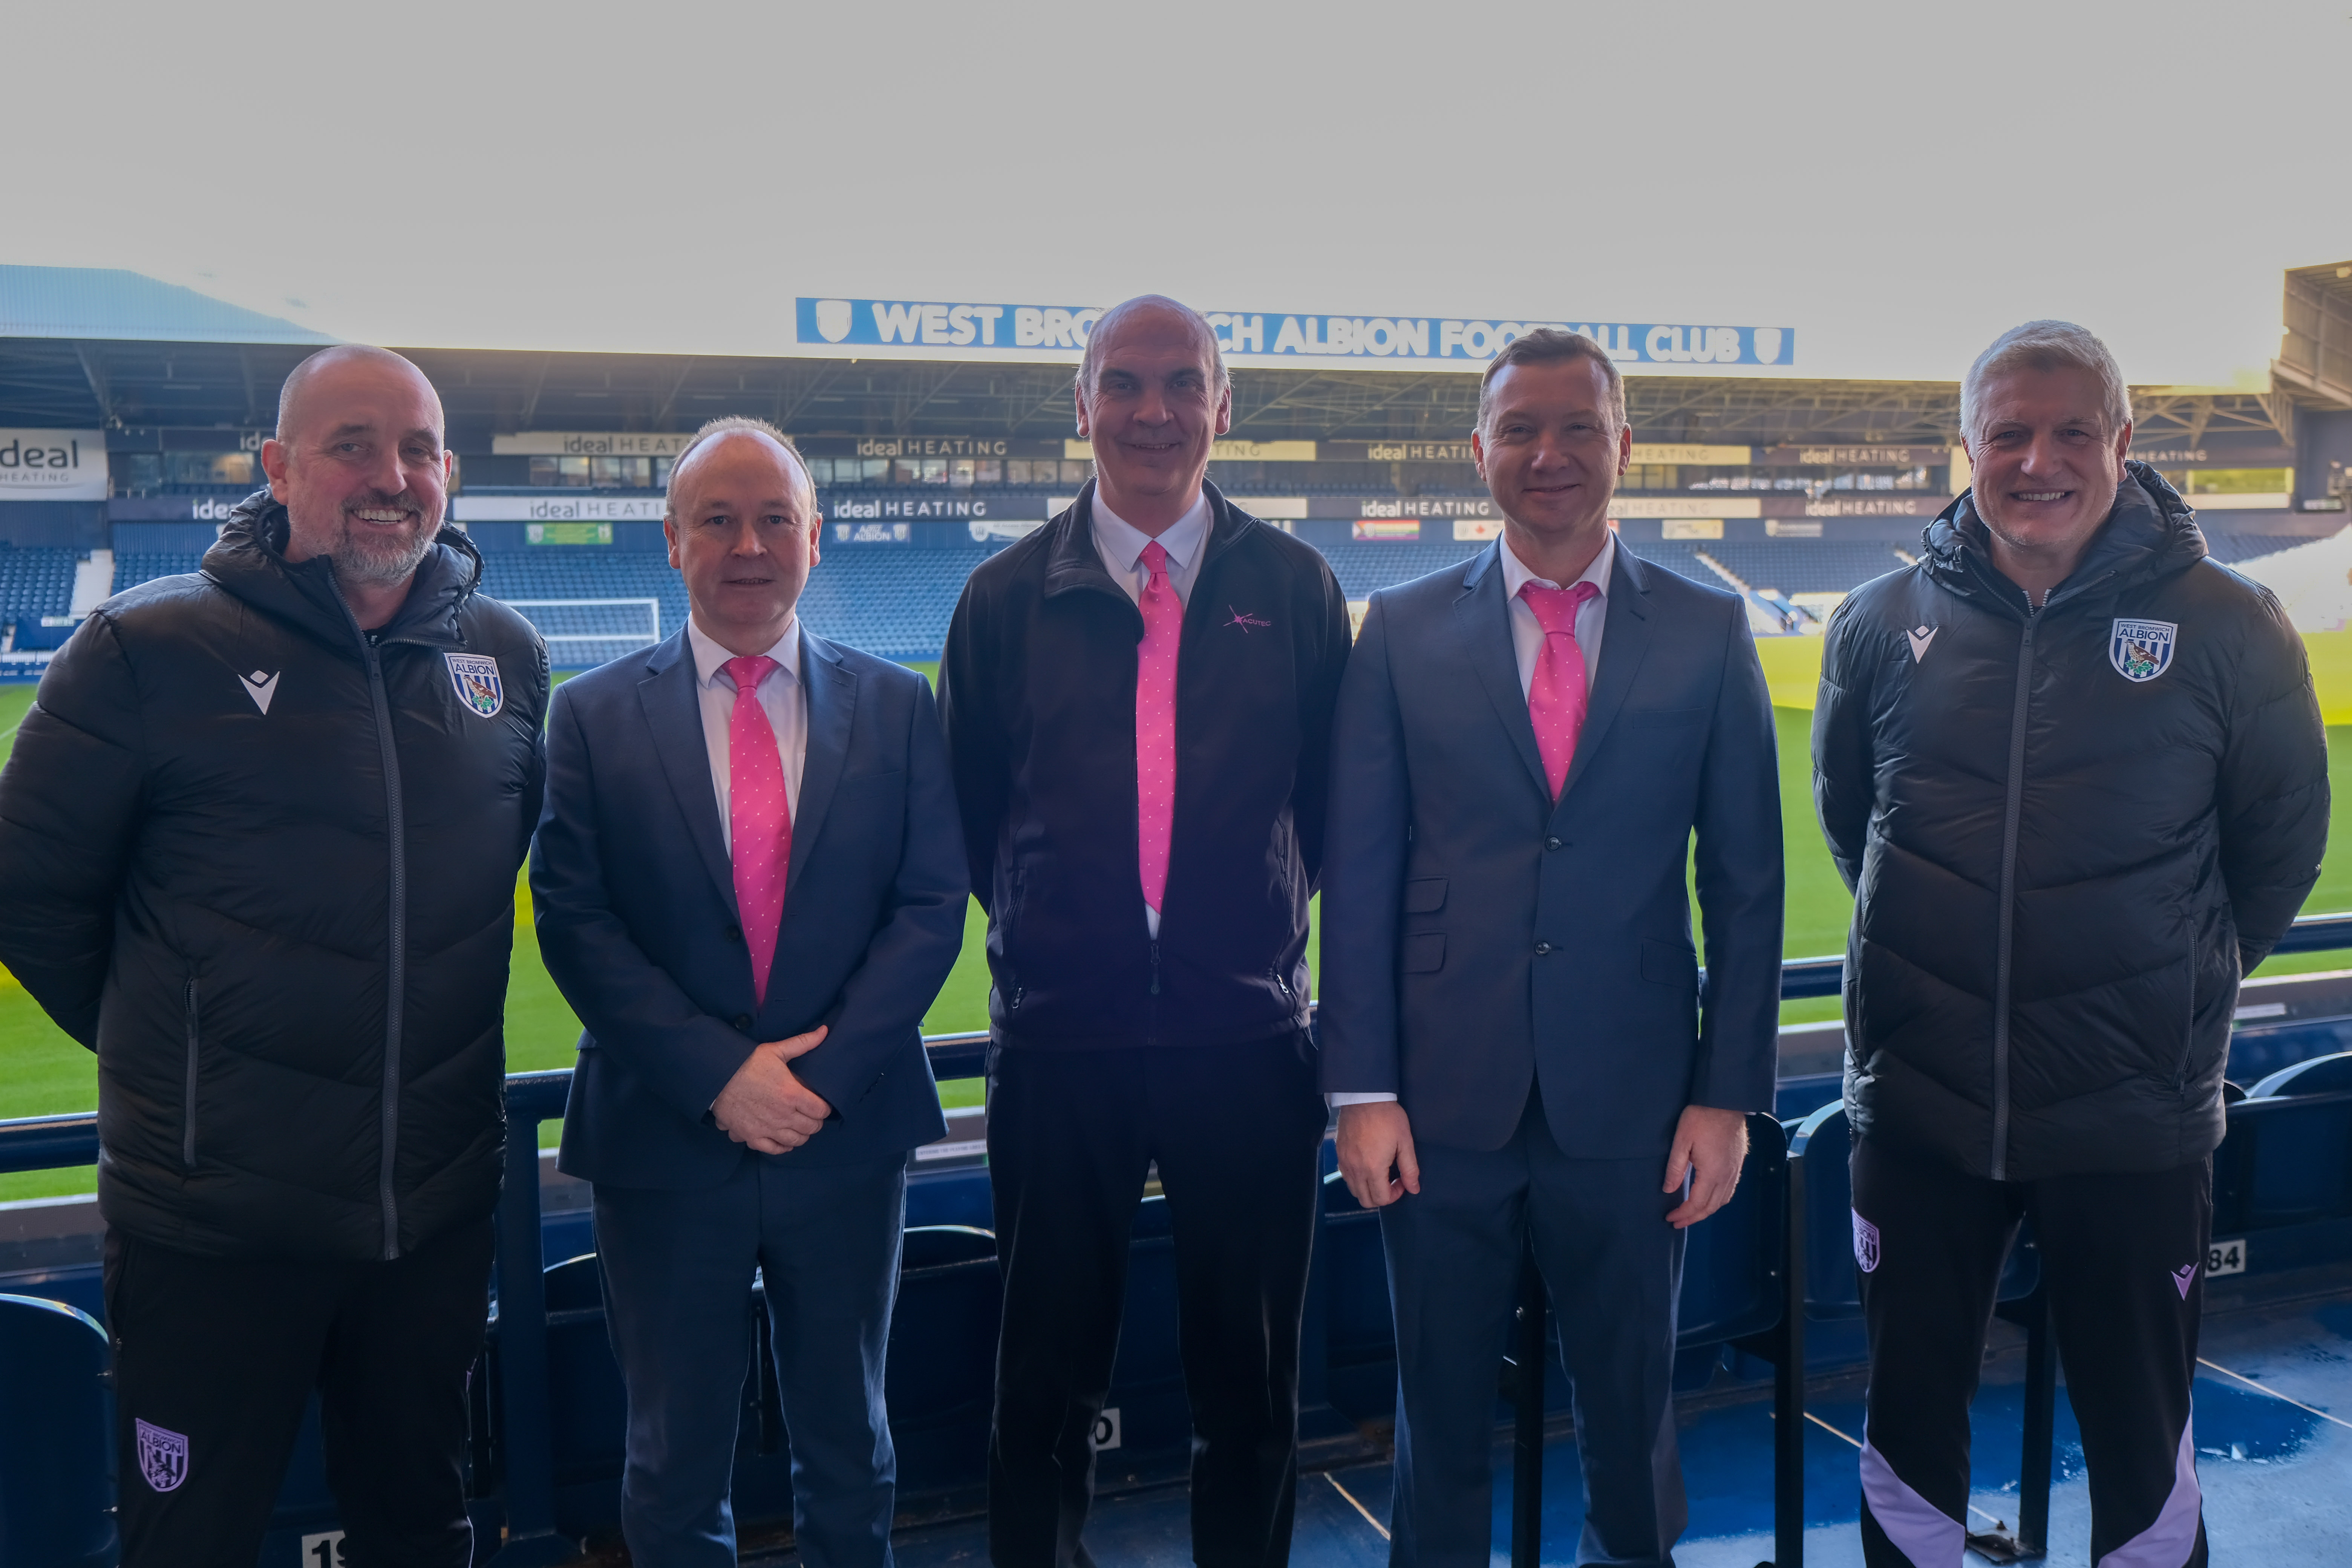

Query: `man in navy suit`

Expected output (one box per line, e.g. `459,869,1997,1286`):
532,416,968,1567
1320,331,1784,1566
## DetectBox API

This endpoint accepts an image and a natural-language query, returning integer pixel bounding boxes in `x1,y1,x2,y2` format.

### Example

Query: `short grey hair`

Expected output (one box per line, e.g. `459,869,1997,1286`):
1960,320,2132,447
1076,295,1230,403
1475,329,1626,435
663,415,815,520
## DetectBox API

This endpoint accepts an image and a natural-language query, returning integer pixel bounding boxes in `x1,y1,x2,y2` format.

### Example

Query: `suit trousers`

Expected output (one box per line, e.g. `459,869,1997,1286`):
103,1217,492,1568
1379,1091,1686,1568
1851,1135,2210,1568
593,1150,909,1568
985,1034,1329,1568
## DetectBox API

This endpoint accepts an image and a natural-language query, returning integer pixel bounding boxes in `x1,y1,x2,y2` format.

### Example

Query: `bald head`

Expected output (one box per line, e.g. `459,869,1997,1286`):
664,416,816,520
1078,295,1228,401
276,345,444,445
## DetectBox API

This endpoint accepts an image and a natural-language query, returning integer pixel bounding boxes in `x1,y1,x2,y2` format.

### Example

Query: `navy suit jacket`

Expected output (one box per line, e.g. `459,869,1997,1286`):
1318,543,1784,1158
533,626,966,1187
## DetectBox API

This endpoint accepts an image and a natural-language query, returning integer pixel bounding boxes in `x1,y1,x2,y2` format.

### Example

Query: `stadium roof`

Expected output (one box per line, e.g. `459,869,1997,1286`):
0,266,2292,454
0,267,334,346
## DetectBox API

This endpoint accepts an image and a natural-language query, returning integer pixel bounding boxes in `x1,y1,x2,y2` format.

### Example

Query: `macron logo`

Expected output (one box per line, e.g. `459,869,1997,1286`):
1906,625,1938,663
239,670,279,715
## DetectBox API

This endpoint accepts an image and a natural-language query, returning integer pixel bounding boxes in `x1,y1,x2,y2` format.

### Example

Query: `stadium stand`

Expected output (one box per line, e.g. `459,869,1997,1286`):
1695,540,1911,596
110,551,206,594
0,547,77,636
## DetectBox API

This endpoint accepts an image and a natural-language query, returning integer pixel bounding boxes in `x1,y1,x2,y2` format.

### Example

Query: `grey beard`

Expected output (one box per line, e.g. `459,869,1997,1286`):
331,517,437,587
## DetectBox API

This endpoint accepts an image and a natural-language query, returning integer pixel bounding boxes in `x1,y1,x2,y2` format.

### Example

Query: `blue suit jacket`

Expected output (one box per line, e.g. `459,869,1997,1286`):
533,626,966,1187
1318,544,1785,1158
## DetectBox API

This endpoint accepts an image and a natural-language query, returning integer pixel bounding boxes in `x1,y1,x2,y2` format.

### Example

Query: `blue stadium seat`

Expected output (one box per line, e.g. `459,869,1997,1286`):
1787,1103,2038,1317
110,553,209,595
885,1225,1000,1492
0,1293,116,1568
2247,1050,2352,1097
0,548,80,638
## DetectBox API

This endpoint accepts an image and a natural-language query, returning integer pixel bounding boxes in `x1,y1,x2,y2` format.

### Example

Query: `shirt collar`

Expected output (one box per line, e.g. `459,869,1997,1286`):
686,614,802,689
1500,529,1615,600
1092,485,1213,574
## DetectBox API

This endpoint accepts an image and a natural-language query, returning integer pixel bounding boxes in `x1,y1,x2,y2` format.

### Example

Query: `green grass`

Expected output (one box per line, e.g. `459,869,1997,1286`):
6,671,2350,1194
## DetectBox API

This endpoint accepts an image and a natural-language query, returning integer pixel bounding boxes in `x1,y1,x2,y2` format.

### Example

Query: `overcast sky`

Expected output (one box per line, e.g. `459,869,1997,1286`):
10,0,2343,386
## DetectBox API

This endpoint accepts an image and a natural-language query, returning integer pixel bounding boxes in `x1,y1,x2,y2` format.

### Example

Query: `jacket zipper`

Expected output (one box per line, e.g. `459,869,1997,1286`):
182,977,200,1172
1989,606,2038,1182
332,587,410,1262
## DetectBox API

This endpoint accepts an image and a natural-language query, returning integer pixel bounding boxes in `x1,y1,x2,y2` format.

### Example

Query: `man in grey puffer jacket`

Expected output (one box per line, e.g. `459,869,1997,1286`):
1813,320,2327,1568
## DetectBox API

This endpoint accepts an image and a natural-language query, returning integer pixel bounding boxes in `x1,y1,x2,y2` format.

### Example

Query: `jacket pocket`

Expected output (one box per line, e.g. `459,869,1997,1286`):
181,976,200,1172
1400,934,1446,974
1640,938,1699,991
1403,877,1448,914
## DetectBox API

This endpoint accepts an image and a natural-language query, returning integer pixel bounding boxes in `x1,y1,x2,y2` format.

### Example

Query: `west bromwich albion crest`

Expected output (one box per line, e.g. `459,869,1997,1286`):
445,653,504,718
2110,619,2177,683
135,1418,189,1493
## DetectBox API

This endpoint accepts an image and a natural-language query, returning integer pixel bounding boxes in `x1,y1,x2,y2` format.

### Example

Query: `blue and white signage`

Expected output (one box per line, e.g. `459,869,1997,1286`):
796,299,1793,369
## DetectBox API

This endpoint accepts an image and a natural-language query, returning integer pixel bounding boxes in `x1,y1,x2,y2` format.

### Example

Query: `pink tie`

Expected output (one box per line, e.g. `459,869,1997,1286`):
1520,580,1600,800
724,655,793,1006
1135,541,1181,916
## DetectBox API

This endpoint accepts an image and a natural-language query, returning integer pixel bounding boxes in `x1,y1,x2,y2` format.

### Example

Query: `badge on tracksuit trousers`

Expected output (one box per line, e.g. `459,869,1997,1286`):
1848,1135,2210,1567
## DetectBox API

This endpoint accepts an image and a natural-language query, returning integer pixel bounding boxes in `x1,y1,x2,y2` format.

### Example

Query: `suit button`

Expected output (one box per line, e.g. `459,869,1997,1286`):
724,923,743,944
732,1014,753,1031
1534,942,1554,956
1544,836,1563,851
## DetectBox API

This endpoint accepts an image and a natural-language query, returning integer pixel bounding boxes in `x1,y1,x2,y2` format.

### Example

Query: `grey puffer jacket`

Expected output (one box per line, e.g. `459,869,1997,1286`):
1813,463,2328,1181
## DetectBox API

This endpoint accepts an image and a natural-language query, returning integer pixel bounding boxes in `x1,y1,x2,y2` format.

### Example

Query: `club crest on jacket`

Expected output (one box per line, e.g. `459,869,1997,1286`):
445,652,504,718
135,1418,188,1492
2110,619,2177,683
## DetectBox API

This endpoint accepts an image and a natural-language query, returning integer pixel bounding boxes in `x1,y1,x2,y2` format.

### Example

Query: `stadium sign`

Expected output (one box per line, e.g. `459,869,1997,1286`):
795,299,1795,370
0,429,107,501
454,495,669,522
492,432,699,457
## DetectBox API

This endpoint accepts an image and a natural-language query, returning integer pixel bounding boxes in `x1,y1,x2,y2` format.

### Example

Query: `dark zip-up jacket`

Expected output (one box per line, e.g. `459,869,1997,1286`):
938,480,1352,1049
0,493,548,1260
1813,463,2328,1181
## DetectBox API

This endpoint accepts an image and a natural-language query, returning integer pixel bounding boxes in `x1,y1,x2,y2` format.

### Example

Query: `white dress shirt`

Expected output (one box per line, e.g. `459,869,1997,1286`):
1498,528,1614,697
1092,486,1212,939
685,616,808,854
1092,485,1212,609
1330,529,1617,1110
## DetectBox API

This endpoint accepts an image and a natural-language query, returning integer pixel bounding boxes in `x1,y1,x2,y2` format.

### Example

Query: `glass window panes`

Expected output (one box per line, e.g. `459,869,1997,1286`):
920,459,948,484
891,459,920,485
949,458,976,487
803,457,832,486
1060,459,1092,485
975,459,1002,484
1006,459,1034,485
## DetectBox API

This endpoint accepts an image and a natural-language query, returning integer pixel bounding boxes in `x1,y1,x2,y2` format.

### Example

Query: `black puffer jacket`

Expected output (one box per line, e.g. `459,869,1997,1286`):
1814,464,2328,1181
0,494,548,1260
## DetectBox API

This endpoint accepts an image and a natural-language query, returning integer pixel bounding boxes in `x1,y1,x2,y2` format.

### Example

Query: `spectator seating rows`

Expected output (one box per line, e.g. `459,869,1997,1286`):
0,548,79,631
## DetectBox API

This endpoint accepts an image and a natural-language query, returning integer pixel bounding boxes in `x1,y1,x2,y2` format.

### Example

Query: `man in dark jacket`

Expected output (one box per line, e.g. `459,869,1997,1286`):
939,296,1351,1568
0,345,549,1568
1814,320,2328,1568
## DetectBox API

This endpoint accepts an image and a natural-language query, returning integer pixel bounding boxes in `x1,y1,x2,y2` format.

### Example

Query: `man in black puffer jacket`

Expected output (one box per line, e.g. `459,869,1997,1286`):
1814,322,2327,1568
0,346,547,1567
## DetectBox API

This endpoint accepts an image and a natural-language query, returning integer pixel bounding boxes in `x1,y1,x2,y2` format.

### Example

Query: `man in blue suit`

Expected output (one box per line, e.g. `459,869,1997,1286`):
1320,331,1784,1566
532,416,968,1567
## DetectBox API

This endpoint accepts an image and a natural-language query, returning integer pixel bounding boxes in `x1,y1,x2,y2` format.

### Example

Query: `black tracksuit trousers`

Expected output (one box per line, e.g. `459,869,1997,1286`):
1849,1134,2211,1568
102,1217,494,1568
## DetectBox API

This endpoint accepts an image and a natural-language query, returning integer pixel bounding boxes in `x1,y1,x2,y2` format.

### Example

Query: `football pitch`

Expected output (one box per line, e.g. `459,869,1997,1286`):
5,667,2352,1199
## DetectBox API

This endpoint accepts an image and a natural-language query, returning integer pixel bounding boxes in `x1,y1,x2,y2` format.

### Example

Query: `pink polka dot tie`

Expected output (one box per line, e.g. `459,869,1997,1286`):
724,655,793,1006
1135,541,1181,916
1519,580,1600,801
